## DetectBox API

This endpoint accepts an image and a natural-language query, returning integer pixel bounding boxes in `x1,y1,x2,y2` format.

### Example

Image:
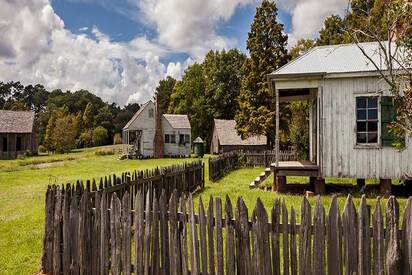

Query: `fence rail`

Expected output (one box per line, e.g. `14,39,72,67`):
42,184,412,275
209,150,297,181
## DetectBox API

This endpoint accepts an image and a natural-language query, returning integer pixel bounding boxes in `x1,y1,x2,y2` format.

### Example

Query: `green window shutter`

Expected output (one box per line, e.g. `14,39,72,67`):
380,96,405,147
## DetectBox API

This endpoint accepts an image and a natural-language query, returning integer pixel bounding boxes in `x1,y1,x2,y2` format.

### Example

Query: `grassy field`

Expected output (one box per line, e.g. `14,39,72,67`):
0,147,408,274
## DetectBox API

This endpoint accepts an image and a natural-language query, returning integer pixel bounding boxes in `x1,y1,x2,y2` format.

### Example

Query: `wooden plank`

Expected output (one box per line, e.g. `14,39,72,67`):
180,196,189,275
386,196,401,274
100,191,109,275
235,197,251,275
78,191,87,275
253,198,271,275
290,207,297,275
358,195,370,275
207,196,216,275
327,195,342,275
313,196,325,275
169,191,181,275
372,197,384,275
215,197,224,275
282,199,289,275
53,188,63,275
135,191,144,275
110,193,122,275
271,199,281,275
144,190,152,275
92,191,101,275
199,197,208,275
159,190,170,275
225,196,235,275
42,186,55,274
152,191,160,275
342,195,358,275
69,189,79,275
122,192,131,275
189,195,200,275
299,197,311,275
402,197,412,274
62,187,71,275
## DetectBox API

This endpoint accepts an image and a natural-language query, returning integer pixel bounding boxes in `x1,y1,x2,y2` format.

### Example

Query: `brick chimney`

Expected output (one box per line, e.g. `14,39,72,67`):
153,94,163,158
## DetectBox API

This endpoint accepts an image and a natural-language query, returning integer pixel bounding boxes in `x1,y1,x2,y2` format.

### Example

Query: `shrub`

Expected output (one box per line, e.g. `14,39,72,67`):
77,130,93,148
92,126,108,147
38,145,47,153
113,133,122,144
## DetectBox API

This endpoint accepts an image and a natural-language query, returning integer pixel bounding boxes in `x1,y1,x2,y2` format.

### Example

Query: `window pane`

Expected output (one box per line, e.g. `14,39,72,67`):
357,110,367,120
368,132,378,143
357,133,367,143
165,134,169,143
368,109,378,120
368,97,378,108
356,97,367,108
368,122,378,132
357,122,367,132
171,135,176,143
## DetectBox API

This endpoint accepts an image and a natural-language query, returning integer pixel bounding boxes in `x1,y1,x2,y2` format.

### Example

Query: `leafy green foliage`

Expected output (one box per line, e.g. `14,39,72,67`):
317,15,347,46
289,39,316,59
288,101,310,159
92,126,108,146
235,0,289,146
155,76,176,113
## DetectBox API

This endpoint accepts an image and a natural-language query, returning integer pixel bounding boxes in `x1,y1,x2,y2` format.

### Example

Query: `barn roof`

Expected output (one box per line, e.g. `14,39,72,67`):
0,110,35,133
271,41,395,77
163,114,191,129
123,101,152,130
214,119,267,146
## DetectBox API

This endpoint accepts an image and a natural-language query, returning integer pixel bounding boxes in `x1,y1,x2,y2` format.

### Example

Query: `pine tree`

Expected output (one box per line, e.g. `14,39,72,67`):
317,15,346,46
235,0,289,146
82,102,94,129
155,76,176,113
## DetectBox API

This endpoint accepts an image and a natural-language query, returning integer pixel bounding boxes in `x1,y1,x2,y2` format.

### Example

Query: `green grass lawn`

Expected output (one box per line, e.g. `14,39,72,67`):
0,148,408,274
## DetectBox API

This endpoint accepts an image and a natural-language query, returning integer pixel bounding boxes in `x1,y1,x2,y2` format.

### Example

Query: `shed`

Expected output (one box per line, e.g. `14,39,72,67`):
0,110,37,159
267,41,411,194
210,119,267,154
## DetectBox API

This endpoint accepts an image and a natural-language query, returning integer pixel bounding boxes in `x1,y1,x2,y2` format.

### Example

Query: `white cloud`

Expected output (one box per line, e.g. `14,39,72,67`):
277,0,348,47
0,0,254,105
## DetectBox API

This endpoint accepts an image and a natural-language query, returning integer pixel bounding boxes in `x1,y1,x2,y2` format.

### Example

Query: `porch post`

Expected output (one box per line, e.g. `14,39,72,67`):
275,85,279,167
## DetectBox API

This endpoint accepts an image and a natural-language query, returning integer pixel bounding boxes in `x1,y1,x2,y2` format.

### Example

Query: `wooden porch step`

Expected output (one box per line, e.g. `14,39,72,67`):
250,168,273,189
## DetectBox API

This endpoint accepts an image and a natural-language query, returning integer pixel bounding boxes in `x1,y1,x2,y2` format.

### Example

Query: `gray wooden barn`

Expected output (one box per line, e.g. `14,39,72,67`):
267,41,412,195
210,119,267,154
0,110,37,159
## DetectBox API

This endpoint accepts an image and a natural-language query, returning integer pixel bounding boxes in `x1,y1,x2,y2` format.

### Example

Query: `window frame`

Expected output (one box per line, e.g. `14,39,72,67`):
354,94,381,149
2,137,7,152
164,134,170,144
170,134,176,144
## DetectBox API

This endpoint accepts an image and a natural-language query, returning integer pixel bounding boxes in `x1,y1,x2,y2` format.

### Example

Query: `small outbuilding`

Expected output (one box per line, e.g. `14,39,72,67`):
0,110,37,159
210,119,267,154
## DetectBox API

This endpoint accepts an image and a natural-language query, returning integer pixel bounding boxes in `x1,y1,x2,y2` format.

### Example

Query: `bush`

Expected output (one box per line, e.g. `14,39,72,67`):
76,130,93,148
95,148,114,156
113,133,122,144
92,126,108,146
38,145,46,153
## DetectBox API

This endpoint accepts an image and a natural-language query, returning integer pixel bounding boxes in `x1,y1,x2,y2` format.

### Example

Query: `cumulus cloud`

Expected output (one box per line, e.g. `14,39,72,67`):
277,0,348,47
0,0,254,105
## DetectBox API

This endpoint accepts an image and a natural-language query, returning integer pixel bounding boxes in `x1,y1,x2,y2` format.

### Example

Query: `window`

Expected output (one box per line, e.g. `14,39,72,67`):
148,108,154,118
164,134,170,143
185,134,190,143
2,137,7,152
356,96,378,144
170,134,176,144
16,136,22,151
179,134,185,145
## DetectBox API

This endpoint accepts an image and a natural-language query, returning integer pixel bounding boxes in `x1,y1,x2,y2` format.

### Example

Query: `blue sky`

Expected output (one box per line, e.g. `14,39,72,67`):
0,0,346,104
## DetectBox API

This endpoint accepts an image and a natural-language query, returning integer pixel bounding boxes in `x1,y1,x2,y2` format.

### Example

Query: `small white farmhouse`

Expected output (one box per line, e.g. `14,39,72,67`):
122,100,191,157
268,41,412,194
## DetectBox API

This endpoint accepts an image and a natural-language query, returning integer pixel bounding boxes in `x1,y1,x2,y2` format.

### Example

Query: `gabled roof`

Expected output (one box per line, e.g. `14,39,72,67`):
0,110,35,133
163,114,191,129
271,41,394,78
123,101,153,130
214,119,266,146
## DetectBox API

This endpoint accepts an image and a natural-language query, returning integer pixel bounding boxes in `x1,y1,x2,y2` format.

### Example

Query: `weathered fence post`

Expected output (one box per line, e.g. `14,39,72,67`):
386,196,401,274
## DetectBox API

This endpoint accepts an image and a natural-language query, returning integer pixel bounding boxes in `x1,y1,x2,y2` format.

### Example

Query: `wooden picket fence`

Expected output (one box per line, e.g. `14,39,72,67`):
209,150,297,181
42,184,412,275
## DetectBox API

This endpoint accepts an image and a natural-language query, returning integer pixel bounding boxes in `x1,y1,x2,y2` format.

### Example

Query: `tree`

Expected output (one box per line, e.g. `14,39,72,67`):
82,102,94,129
289,39,316,59
92,126,108,146
44,113,56,152
155,76,176,113
203,49,246,119
235,0,289,147
289,101,310,159
317,15,347,46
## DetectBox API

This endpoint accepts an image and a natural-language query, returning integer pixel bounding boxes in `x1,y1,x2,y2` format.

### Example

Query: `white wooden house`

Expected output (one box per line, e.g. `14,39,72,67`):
268,41,411,194
122,100,191,157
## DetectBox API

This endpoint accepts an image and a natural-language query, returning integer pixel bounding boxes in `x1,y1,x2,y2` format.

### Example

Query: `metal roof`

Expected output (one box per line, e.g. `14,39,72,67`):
271,41,393,77
163,114,191,129
214,119,267,146
0,110,35,133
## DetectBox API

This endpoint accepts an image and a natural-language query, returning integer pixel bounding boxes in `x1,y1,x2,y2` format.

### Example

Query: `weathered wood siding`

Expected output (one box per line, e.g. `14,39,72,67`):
0,132,36,159
320,76,412,179
210,123,220,154
162,117,191,156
